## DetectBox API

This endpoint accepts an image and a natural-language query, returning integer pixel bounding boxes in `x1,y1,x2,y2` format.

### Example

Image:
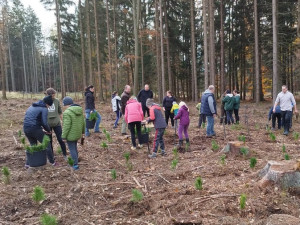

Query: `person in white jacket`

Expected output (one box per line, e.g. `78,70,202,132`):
111,91,122,129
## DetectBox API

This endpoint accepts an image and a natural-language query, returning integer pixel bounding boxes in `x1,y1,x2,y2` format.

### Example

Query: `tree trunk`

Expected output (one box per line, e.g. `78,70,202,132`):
159,0,165,98
21,35,28,93
209,0,215,85
78,0,87,91
133,0,140,95
85,0,93,86
203,0,209,89
272,0,278,100
7,30,15,92
113,0,119,91
155,0,162,101
220,0,225,94
164,0,172,92
106,0,113,95
190,0,197,101
254,0,260,102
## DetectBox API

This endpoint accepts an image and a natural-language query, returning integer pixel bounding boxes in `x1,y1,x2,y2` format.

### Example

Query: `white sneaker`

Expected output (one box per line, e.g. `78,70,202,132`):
137,144,143,149
131,146,137,150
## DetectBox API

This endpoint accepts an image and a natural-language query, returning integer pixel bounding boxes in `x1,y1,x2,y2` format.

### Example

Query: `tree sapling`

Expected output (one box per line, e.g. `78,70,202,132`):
282,144,286,153
131,189,143,202
220,155,226,165
106,132,111,142
269,132,276,142
171,159,178,170
2,166,10,184
238,135,246,144
124,152,130,163
32,186,45,204
211,140,219,151
18,130,22,138
89,112,98,121
100,141,108,149
56,146,62,155
250,157,257,168
284,154,290,160
40,213,58,225
67,157,74,166
195,177,203,190
240,147,249,156
293,132,300,141
111,169,117,180
20,137,26,145
172,147,178,159
240,194,246,210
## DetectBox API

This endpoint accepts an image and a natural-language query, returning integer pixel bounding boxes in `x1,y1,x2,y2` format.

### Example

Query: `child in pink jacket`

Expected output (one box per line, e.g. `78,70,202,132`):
125,97,144,150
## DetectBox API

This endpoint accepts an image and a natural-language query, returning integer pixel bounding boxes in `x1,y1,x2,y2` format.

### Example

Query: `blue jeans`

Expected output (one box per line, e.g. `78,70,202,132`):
67,141,78,165
24,127,55,165
153,128,165,153
226,110,234,125
206,116,215,136
114,110,122,127
85,110,101,136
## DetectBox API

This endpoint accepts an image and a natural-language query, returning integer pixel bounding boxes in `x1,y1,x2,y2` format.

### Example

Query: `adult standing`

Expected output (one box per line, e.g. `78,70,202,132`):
137,84,153,117
23,95,56,167
45,88,67,159
233,90,240,124
111,91,122,129
273,85,297,135
121,85,131,135
222,90,235,125
163,91,176,128
201,85,217,138
85,85,101,136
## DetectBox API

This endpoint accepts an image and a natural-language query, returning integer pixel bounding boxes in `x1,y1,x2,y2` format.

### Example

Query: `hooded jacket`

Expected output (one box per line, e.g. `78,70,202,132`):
111,95,121,112
85,90,95,111
23,100,51,132
222,94,235,111
163,96,176,110
137,89,153,107
233,94,240,110
171,103,179,116
174,105,190,126
148,104,167,129
121,91,130,114
124,99,144,123
47,98,62,127
62,105,85,141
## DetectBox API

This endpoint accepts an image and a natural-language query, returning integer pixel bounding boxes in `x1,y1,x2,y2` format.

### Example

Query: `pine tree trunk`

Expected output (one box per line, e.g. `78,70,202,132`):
21,35,27,93
272,0,278,100
190,0,197,101
106,0,113,95
133,0,140,95
113,0,119,91
78,0,87,91
164,0,172,92
155,0,162,101
85,0,93,86
7,31,15,92
203,0,209,89
220,0,225,94
254,0,260,102
159,0,165,98
209,0,215,85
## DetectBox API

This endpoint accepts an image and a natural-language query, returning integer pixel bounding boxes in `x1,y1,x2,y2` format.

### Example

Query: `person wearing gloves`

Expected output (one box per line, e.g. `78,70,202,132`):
85,85,101,136
146,98,167,158
222,90,235,125
174,101,190,148
125,96,144,150
233,90,240,124
111,91,122,129
61,97,85,171
268,105,282,130
163,91,176,128
23,95,56,168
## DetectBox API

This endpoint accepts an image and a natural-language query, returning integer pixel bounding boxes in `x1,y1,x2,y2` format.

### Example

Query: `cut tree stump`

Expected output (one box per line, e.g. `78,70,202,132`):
221,141,250,157
266,214,300,225
258,160,300,189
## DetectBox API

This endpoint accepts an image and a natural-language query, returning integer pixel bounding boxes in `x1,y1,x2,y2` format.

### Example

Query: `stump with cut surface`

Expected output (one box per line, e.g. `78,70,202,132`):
266,214,300,225
221,141,250,157
258,160,300,189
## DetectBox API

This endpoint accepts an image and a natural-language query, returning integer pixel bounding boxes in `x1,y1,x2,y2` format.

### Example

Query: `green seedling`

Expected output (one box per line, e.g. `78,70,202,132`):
111,169,117,180
124,152,130,163
40,213,58,225
231,124,242,130
201,122,206,129
103,128,107,134
172,147,178,159
293,132,300,141
195,177,203,190
32,186,45,204
240,147,249,156
284,154,290,160
171,159,178,170
220,155,226,165
56,147,62,155
131,189,143,202
250,157,257,168
20,137,26,145
185,142,190,151
211,140,219,151
26,135,50,154
89,112,98,121
269,132,276,142
67,157,74,166
106,132,111,142
238,135,246,144
18,130,22,138
240,194,247,210
282,144,286,153
266,126,271,133
2,166,10,184
101,141,108,149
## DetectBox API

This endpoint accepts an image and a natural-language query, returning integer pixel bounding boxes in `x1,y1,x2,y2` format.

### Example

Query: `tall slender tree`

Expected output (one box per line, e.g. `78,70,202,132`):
209,0,215,85
203,0,209,89
190,0,197,101
254,0,260,103
272,0,278,99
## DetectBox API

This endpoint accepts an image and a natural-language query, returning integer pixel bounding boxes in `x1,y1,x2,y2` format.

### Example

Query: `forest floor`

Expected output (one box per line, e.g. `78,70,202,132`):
1,98,300,225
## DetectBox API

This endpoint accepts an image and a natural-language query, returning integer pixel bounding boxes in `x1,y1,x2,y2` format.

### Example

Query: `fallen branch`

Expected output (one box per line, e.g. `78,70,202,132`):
132,177,143,188
194,193,239,204
12,134,18,146
157,173,173,185
97,182,135,186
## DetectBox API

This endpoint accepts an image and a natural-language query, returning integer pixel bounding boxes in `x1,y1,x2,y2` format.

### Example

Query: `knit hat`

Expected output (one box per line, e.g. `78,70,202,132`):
45,88,56,96
179,101,189,111
63,96,74,106
43,95,54,106
146,98,155,108
172,101,177,105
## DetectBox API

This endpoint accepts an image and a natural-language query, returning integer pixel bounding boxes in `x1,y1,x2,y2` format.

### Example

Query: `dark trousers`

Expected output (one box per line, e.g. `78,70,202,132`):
129,121,142,147
220,106,227,124
234,109,240,123
165,109,174,126
142,104,150,117
50,125,67,156
24,127,55,164
281,110,292,132
272,113,282,129
226,110,234,125
153,128,165,153
198,114,206,128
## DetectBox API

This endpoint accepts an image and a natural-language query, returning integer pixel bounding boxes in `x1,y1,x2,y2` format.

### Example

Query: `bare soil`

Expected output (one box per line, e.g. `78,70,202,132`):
1,98,300,225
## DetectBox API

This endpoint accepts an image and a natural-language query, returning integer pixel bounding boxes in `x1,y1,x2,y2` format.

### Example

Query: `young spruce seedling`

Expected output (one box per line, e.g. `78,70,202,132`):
111,169,117,180
282,144,286,153
284,154,290,160
250,157,257,168
240,147,249,156
220,155,226,165
195,177,203,190
131,189,143,202
101,141,108,149
293,132,300,141
2,166,10,184
240,194,247,210
40,213,58,225
211,140,219,151
67,157,74,166
32,186,45,204
238,135,246,144
171,159,178,170
269,132,276,142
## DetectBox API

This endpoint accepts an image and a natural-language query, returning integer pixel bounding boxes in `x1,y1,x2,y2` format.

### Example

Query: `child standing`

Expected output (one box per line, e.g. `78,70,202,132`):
268,105,282,130
62,97,85,170
233,90,240,124
111,91,122,129
146,98,167,158
196,102,206,128
174,102,190,148
171,101,179,129
163,91,176,128
222,90,235,125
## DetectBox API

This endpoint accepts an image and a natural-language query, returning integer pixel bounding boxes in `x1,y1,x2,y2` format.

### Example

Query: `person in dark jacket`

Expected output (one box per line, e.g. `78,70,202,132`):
222,90,235,125
137,84,153,117
233,90,240,124
146,98,167,158
23,95,56,168
85,85,101,137
163,91,176,127
220,93,227,125
268,105,282,130
174,102,190,148
201,85,217,138
45,88,67,159
121,85,131,135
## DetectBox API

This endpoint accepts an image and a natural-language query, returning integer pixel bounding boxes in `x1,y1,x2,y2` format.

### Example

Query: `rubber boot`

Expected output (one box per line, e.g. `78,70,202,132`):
185,138,190,151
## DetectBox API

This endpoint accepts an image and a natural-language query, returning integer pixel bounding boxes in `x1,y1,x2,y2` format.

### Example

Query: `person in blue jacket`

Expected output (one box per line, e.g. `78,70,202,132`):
268,105,282,130
23,95,56,168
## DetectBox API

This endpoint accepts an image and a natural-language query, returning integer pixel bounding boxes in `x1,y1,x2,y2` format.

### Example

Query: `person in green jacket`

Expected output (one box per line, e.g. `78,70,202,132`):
222,90,235,125
233,90,240,124
62,97,85,170
45,88,67,159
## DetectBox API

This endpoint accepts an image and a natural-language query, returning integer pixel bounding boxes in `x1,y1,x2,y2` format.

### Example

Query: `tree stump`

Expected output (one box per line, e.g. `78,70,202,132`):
258,160,300,189
221,141,250,157
266,214,300,225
